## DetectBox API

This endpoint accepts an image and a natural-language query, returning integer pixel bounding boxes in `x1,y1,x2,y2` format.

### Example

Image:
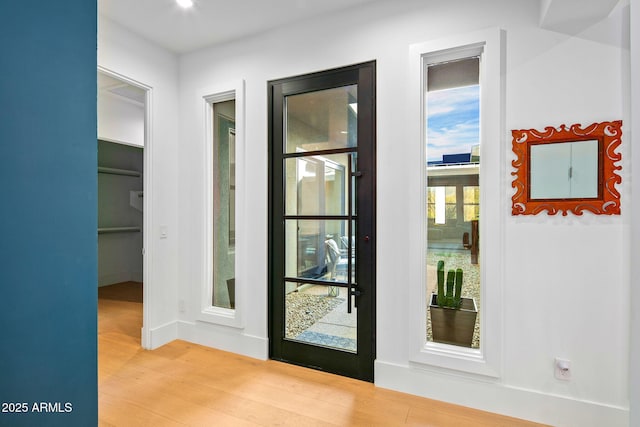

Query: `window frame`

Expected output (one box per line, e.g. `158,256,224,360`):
199,79,246,328
408,29,505,377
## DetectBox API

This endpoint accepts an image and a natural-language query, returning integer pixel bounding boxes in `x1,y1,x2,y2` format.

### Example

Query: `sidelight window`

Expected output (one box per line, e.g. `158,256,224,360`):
199,80,245,328
211,99,236,309
425,55,481,349
410,29,503,376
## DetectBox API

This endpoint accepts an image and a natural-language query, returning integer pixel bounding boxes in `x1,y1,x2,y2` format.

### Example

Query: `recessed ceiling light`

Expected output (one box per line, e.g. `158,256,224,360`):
176,0,193,8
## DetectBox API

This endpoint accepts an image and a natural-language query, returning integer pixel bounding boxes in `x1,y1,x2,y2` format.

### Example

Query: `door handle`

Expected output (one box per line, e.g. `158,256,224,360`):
347,154,354,313
352,286,362,312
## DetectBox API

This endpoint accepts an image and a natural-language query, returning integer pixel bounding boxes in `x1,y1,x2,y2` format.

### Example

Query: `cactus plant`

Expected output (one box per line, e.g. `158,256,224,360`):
446,270,455,306
435,261,463,309
454,268,463,308
431,261,475,347
436,260,445,306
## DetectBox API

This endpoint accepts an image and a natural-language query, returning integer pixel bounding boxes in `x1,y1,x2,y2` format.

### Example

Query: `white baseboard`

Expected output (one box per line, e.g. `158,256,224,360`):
178,320,268,361
145,320,178,350
375,360,628,427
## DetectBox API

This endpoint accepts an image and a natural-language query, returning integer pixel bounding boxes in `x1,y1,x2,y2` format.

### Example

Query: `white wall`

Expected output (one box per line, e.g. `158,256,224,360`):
501,4,629,424
174,1,630,425
98,92,144,147
98,15,181,348
629,0,639,425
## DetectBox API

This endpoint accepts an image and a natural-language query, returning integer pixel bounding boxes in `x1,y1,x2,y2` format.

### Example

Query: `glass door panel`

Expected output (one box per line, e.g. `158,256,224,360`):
285,85,357,153
284,154,350,216
284,282,357,352
284,219,355,282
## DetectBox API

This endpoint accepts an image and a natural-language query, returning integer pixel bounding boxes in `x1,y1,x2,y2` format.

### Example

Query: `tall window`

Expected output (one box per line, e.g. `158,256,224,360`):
212,99,236,309
426,56,481,348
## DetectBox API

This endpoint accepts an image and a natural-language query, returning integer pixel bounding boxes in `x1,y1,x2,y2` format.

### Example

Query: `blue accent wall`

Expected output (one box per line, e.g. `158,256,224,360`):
0,1,97,426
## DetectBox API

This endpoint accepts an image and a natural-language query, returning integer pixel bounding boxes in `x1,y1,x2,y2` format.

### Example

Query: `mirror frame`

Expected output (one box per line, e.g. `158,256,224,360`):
511,120,622,216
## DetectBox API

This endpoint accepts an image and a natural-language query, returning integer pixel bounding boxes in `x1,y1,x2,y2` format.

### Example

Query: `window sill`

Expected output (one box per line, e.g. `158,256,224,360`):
198,306,244,329
410,342,499,378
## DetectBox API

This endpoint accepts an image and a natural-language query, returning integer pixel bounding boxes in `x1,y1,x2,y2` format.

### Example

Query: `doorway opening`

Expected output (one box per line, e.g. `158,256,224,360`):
97,69,150,350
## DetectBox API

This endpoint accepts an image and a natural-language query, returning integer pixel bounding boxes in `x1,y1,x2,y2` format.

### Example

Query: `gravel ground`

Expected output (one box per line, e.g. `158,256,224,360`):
426,250,480,348
285,292,345,338
284,252,480,348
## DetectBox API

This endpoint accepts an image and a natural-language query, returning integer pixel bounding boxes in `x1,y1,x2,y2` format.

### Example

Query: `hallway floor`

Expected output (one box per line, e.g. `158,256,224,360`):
98,282,547,426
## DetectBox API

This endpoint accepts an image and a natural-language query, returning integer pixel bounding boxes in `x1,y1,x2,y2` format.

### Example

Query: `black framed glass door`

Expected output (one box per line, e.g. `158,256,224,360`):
269,62,376,381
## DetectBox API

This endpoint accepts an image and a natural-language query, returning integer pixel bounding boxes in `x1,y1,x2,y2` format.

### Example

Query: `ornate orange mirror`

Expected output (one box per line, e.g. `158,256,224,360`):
511,121,622,216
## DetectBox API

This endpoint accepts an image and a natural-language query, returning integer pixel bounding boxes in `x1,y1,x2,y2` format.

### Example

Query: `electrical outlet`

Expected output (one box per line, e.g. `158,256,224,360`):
179,299,186,313
554,358,571,380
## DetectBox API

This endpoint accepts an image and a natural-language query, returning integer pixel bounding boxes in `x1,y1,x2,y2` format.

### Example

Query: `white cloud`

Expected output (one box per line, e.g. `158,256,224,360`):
427,121,479,161
427,85,479,119
426,85,479,161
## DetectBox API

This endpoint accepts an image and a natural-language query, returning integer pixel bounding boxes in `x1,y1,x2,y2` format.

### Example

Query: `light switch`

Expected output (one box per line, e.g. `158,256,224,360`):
160,226,168,239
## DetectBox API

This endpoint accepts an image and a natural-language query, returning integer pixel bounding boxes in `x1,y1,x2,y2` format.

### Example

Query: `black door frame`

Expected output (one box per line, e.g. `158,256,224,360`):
268,61,376,382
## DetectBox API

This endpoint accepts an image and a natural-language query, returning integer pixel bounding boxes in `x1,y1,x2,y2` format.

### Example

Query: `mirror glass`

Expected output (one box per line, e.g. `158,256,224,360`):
529,139,598,199
511,120,622,216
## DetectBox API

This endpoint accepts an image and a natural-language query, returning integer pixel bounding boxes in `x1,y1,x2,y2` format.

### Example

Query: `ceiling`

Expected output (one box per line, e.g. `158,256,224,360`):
99,0,623,55
98,0,382,54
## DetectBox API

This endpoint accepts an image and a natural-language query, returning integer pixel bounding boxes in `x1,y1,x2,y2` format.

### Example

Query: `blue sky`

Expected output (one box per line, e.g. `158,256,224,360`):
427,85,479,162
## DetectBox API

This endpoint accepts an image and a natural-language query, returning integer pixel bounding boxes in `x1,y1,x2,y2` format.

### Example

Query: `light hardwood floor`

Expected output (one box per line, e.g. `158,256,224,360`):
98,282,547,426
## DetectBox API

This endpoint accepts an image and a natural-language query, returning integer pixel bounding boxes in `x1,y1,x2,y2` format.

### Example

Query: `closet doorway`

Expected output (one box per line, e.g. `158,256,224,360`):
97,70,150,349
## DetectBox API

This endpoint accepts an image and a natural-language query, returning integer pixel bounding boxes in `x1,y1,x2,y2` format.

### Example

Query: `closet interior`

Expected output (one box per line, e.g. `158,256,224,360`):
97,73,145,292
